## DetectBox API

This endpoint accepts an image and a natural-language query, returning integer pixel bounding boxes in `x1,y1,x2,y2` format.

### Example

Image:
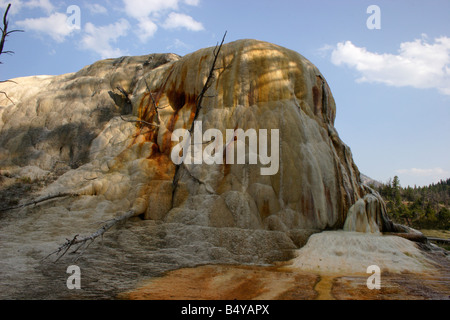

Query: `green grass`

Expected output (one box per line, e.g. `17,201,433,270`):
420,229,450,239
420,229,450,251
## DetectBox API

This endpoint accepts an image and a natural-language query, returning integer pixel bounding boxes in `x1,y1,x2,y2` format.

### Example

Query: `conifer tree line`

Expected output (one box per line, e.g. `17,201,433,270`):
374,177,450,230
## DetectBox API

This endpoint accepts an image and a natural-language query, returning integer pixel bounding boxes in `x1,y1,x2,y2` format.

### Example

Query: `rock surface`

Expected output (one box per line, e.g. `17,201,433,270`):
0,39,444,299
119,261,450,300
288,231,437,274
0,39,391,232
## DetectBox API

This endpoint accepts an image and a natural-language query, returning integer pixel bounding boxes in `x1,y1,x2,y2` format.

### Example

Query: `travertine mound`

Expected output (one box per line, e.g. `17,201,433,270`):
0,39,393,236
288,231,437,274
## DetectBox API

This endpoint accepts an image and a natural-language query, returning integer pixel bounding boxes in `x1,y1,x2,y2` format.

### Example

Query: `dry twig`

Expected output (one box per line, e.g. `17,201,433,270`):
119,114,159,128
1,4,23,57
0,192,79,212
1,4,23,103
44,209,136,262
171,31,227,204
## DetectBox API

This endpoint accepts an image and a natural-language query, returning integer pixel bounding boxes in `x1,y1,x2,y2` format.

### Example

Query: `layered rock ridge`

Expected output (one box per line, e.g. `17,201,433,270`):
1,39,396,248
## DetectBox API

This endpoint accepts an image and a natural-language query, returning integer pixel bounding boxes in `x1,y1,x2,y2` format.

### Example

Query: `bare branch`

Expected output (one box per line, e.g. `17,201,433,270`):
0,192,80,213
6,29,23,35
143,77,152,93
44,209,136,262
180,163,215,194
1,4,23,58
145,79,160,119
143,78,167,115
190,31,227,132
172,31,227,205
119,114,159,128
0,79,16,84
116,85,130,100
0,80,17,104
1,4,23,103
0,90,13,104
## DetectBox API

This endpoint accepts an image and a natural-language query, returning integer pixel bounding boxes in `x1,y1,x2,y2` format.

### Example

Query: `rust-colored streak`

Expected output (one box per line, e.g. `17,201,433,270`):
146,143,176,181
139,63,177,124
324,186,335,226
138,92,149,120
261,199,271,220
248,80,258,106
312,85,321,116
120,265,450,300
188,104,197,125
149,156,175,181
118,264,319,300
160,110,179,155
199,54,208,69
301,191,316,224
165,62,197,113
148,143,160,158
223,162,231,177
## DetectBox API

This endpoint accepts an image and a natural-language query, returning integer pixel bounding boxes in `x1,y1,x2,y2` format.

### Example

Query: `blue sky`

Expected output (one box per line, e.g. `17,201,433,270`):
1,0,449,187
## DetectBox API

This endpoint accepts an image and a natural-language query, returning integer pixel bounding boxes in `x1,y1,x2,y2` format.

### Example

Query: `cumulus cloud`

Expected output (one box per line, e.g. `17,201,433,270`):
85,3,108,15
16,12,78,42
9,0,203,55
0,0,21,14
183,0,200,5
23,0,54,13
162,12,203,31
122,0,179,19
80,19,130,59
0,0,54,14
136,18,158,42
330,35,450,95
122,0,203,41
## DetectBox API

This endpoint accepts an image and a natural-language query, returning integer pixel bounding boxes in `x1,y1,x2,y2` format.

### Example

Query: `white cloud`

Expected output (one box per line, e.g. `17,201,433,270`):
136,18,158,42
24,0,54,14
16,12,78,42
122,0,179,19
122,0,203,41
85,3,108,15
162,12,203,31
317,44,334,58
183,0,200,5
396,167,449,177
330,35,450,95
1,0,55,14
80,19,130,59
395,167,450,186
0,0,24,15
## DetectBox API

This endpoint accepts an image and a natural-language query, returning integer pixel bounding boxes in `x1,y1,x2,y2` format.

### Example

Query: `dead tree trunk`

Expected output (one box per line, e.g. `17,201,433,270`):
171,31,227,205
44,210,136,262
1,3,23,103
0,192,80,213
